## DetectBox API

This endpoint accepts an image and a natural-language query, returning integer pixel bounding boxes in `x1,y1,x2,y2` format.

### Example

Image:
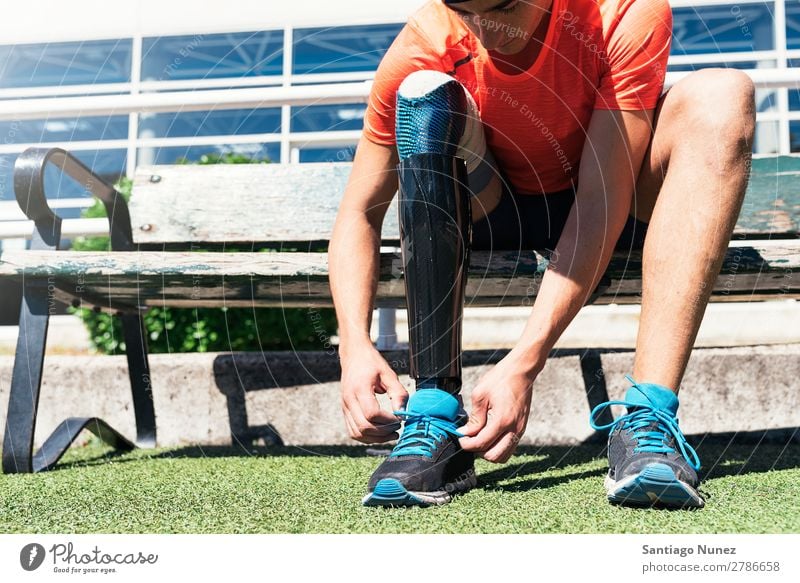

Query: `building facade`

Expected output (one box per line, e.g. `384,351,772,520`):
0,0,796,213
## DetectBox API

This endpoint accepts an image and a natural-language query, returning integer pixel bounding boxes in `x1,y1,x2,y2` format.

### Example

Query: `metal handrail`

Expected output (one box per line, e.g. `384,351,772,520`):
0,81,374,122
0,68,798,122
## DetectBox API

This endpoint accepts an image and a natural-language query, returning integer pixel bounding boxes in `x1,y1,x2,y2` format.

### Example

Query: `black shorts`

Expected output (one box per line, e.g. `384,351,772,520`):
472,183,649,253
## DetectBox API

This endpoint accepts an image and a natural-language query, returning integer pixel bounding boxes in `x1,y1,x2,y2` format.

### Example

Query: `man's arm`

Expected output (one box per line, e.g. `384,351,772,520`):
512,107,655,368
329,136,409,443
459,107,655,461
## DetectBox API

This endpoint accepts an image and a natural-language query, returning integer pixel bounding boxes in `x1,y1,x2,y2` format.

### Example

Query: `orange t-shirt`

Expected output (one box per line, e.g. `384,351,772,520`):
363,0,672,194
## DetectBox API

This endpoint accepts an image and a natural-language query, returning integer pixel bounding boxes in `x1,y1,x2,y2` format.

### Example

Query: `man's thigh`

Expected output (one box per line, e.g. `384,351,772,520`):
631,89,673,224
631,68,754,223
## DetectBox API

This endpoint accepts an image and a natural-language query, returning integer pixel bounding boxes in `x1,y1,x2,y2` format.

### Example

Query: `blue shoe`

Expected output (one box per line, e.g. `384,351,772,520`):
362,389,476,507
590,376,704,509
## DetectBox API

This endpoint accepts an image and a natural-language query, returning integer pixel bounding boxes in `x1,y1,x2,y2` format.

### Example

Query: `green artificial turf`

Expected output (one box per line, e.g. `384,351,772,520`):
1,438,797,533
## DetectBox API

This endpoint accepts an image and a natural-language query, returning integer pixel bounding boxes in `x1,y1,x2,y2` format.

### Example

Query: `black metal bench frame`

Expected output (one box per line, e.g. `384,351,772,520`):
0,147,616,473
2,148,156,473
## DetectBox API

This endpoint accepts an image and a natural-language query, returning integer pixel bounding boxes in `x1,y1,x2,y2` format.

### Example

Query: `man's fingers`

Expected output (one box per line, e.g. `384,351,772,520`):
460,394,489,437
481,431,519,464
355,432,399,444
459,416,504,452
381,372,409,413
353,390,401,435
342,407,364,441
343,402,399,443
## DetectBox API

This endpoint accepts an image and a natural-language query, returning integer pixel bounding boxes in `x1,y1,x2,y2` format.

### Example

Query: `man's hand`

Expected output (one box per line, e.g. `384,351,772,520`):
459,350,539,463
340,344,409,444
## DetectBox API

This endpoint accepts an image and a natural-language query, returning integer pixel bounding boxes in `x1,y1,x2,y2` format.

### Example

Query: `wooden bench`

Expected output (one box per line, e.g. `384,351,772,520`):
0,146,798,473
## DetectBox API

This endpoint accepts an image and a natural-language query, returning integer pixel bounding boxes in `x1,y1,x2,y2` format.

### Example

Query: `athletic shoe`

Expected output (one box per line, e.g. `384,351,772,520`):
362,388,476,507
589,375,704,509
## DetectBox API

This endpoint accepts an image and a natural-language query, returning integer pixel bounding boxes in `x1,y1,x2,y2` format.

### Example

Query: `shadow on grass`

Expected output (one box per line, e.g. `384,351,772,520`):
693,432,800,481
476,441,609,492
490,432,800,491
54,444,374,470
53,429,800,499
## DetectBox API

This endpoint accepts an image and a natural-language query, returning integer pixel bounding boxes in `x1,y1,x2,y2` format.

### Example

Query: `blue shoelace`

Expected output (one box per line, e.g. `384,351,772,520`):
589,375,701,471
389,411,464,458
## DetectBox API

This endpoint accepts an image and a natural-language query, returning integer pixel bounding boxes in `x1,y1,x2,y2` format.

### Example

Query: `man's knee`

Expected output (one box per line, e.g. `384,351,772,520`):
668,69,756,157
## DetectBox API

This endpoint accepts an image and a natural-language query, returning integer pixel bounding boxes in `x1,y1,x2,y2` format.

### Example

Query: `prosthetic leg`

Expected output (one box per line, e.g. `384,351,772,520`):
395,69,491,396
362,71,483,507
398,153,471,395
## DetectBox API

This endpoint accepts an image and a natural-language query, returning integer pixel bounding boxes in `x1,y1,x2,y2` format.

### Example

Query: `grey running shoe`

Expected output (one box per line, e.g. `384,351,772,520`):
590,376,704,509
362,388,476,507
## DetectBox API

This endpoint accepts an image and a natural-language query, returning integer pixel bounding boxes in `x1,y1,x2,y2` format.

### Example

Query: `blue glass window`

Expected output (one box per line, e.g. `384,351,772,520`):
789,122,800,153
139,143,280,165
0,39,131,88
788,59,800,110
787,0,800,49
139,109,281,138
0,116,128,144
141,31,283,82
298,146,356,164
290,104,366,133
293,24,403,75
671,3,774,56
791,90,800,110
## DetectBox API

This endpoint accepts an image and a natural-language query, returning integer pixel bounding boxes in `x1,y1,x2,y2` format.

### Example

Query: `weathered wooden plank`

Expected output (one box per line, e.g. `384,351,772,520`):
6,245,796,280
0,249,537,280
130,163,399,245
130,156,800,245
131,156,800,244
18,271,798,308
1,243,796,309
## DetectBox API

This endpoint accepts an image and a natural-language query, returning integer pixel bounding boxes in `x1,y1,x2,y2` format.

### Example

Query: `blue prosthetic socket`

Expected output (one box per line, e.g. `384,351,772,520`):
396,70,496,194
396,74,466,159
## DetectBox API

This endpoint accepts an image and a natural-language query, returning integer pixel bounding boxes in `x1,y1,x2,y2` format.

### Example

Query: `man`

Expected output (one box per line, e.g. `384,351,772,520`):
328,0,755,509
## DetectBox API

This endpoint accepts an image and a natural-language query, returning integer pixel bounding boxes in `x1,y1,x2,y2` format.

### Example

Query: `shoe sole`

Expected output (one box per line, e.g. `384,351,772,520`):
605,463,704,509
362,470,477,508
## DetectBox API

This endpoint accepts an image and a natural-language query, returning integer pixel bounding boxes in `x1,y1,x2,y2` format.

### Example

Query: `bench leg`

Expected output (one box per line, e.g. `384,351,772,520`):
579,350,614,443
2,280,51,473
1,280,145,473
119,313,157,448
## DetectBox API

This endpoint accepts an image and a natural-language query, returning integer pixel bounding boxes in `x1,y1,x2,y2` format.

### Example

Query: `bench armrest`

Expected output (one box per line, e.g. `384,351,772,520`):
14,147,134,250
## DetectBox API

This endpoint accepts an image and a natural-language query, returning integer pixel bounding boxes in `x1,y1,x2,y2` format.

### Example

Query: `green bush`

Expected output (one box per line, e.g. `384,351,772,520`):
70,153,338,355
